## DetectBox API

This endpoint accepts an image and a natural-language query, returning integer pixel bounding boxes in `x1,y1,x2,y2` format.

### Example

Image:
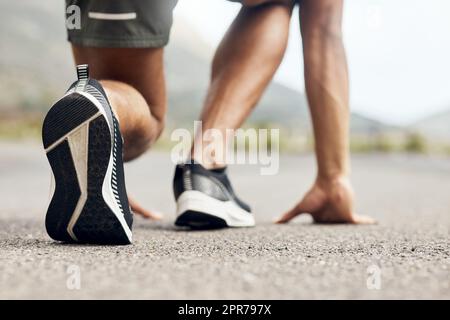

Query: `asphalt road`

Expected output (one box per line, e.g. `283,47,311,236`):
0,141,449,299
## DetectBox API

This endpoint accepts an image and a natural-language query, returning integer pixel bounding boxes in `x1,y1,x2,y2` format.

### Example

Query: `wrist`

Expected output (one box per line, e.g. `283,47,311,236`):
316,172,350,186
315,155,350,185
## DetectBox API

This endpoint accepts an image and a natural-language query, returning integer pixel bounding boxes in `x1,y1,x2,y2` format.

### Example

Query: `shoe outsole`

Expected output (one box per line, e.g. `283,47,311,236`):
175,210,228,230
43,93,131,245
174,190,255,229
42,94,98,149
45,140,81,242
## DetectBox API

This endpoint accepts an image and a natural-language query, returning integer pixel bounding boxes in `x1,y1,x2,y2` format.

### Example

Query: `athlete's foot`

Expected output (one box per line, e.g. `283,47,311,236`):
42,65,133,244
275,176,376,224
173,163,255,229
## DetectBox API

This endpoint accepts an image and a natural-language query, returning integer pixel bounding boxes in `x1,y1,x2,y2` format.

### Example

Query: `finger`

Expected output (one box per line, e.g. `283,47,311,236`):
128,196,163,220
134,207,163,220
352,214,377,225
274,206,306,224
275,192,322,224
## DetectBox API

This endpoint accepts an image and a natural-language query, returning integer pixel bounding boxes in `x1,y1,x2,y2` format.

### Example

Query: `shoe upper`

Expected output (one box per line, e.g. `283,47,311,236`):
173,162,251,213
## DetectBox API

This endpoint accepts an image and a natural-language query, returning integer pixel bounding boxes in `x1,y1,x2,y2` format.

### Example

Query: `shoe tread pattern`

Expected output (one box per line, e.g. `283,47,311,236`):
72,116,130,244
45,141,80,242
42,93,98,149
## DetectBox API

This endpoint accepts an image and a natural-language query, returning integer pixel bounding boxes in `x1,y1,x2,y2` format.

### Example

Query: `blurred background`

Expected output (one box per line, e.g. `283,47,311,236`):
0,0,449,300
1,0,449,154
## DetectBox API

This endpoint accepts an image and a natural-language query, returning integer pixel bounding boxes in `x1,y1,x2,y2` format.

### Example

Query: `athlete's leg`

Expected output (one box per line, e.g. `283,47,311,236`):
72,46,166,162
43,1,175,244
191,0,295,167
173,0,294,229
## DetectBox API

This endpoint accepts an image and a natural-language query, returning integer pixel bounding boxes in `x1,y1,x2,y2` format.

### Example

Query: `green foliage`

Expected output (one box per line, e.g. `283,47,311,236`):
0,116,441,157
350,135,396,153
373,135,395,152
403,133,427,153
0,116,42,140
444,145,450,156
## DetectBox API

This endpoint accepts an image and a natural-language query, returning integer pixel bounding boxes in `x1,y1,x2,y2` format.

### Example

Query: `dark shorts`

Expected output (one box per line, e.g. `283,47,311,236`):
65,0,276,48
66,0,179,48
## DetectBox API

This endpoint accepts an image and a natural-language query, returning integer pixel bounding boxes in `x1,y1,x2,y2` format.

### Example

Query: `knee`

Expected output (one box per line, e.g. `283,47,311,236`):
103,81,166,161
151,118,165,147
123,118,164,162
137,117,165,148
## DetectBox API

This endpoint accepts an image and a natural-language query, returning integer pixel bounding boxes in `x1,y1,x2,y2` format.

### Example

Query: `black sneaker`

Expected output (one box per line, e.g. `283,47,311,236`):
173,163,255,229
42,65,133,245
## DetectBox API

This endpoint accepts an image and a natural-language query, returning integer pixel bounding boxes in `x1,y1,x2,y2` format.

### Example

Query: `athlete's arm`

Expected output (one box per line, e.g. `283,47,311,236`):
277,0,374,224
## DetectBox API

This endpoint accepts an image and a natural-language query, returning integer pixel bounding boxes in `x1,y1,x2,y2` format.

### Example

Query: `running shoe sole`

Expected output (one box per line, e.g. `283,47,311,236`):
42,91,132,244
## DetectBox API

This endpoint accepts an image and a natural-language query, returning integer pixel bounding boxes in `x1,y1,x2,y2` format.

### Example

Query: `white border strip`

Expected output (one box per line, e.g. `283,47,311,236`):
88,12,137,21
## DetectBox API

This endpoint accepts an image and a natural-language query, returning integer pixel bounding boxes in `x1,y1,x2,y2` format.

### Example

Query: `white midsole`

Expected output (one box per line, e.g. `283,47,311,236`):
176,190,255,227
45,91,132,242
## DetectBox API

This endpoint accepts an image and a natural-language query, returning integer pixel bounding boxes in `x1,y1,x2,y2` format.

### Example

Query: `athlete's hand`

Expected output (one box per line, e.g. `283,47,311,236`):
275,176,375,224
128,195,163,220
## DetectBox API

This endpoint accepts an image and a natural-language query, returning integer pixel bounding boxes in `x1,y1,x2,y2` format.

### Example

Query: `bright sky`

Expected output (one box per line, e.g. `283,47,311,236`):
174,0,450,125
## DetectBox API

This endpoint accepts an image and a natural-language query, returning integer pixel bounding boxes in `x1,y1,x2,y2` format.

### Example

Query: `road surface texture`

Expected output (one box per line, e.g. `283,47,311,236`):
0,141,449,299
